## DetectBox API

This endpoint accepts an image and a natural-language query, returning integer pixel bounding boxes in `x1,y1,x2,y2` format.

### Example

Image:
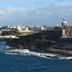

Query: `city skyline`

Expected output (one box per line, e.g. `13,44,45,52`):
0,0,72,26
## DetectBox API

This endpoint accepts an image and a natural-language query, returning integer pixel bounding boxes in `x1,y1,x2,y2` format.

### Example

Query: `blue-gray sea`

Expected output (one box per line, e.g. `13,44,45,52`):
0,42,72,72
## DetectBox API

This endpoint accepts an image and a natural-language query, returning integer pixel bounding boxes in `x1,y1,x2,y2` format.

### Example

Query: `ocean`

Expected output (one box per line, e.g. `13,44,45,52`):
0,42,72,72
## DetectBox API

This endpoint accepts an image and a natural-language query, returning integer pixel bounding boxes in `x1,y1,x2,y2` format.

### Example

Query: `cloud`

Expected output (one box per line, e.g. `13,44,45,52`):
56,0,65,2
5,7,17,13
1,6,52,18
27,6,53,18
52,0,72,8
0,2,72,19
0,7,17,15
0,10,6,15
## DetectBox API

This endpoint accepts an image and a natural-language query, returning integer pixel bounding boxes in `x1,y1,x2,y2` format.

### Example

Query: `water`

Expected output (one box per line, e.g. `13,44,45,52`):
0,42,72,72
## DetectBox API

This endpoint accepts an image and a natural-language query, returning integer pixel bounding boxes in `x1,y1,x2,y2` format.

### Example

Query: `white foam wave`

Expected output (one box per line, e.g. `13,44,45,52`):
58,56,72,60
4,49,72,60
5,52,18,55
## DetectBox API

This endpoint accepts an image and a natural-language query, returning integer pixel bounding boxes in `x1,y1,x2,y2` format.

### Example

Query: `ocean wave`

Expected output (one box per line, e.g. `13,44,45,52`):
58,56,72,60
4,49,72,60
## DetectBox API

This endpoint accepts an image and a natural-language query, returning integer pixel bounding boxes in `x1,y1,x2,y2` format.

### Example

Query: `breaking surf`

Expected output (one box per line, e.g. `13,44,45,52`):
2,48,72,60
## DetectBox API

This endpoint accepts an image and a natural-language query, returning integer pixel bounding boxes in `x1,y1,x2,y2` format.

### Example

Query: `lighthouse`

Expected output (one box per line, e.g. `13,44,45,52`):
61,19,68,38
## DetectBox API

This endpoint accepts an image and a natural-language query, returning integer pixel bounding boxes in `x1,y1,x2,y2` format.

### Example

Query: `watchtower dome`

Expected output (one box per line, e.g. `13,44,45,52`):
62,19,67,27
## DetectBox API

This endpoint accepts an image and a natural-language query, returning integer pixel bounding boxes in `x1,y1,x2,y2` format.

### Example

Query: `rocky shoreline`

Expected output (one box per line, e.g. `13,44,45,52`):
5,29,72,57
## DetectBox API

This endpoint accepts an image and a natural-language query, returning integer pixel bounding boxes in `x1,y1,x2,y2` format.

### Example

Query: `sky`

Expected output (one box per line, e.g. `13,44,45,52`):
0,0,72,26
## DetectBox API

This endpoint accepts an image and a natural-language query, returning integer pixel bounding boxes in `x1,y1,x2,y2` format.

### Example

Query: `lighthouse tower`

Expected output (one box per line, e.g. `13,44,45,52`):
61,19,68,38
